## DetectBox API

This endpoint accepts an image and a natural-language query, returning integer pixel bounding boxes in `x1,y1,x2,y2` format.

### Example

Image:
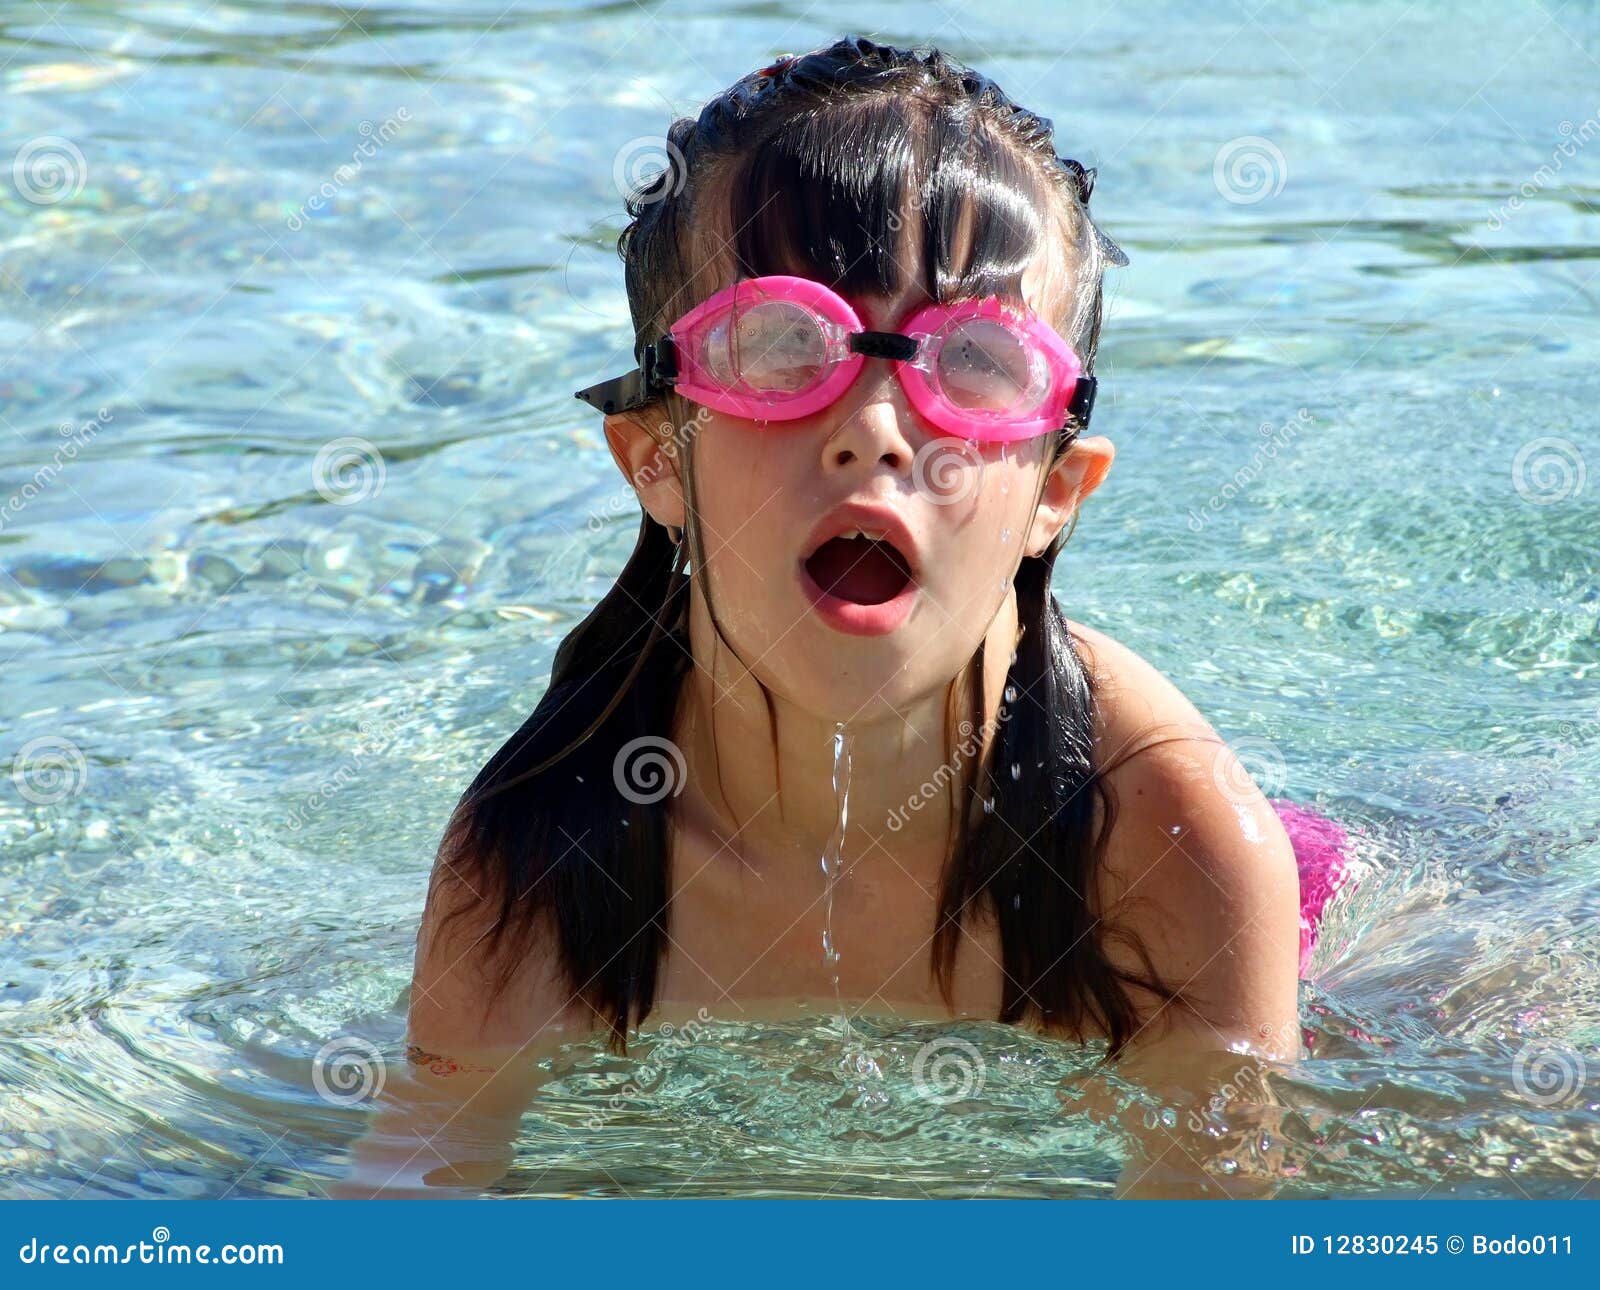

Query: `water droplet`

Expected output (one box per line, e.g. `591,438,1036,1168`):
1168,824,1182,835
1000,527,1012,543
1012,893,1022,911
1003,684,1018,704
1009,761,1021,780
983,795,996,814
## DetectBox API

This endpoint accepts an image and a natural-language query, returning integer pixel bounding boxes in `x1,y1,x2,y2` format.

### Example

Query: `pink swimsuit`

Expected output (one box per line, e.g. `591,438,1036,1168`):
1269,798,1354,975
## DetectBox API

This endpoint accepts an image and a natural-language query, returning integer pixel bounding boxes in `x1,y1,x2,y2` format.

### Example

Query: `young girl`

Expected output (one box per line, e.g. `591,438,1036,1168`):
364,35,1353,1193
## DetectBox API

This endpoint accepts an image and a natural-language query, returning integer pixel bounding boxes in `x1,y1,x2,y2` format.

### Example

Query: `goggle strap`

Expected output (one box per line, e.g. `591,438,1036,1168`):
573,337,680,415
575,335,1102,436
1065,375,1097,431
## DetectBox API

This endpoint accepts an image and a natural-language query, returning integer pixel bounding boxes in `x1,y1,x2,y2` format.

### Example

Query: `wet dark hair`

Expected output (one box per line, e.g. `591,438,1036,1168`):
430,35,1199,1062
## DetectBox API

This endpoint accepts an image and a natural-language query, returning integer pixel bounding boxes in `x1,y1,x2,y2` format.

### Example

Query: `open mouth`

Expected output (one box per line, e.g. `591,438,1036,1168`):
801,531,915,606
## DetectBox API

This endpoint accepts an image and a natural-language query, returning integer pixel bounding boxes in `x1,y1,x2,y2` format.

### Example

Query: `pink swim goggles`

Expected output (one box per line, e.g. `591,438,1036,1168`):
574,274,1098,443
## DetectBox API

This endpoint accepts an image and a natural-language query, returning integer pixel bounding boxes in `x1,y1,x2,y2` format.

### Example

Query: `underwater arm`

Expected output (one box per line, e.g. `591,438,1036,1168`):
332,862,589,1198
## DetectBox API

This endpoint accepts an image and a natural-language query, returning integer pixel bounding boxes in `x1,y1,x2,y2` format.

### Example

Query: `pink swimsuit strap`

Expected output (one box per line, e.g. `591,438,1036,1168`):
1269,798,1354,975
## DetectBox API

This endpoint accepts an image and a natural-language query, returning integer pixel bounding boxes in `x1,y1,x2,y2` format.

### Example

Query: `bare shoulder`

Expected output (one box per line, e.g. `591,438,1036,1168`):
1064,618,1302,1057
409,848,594,1074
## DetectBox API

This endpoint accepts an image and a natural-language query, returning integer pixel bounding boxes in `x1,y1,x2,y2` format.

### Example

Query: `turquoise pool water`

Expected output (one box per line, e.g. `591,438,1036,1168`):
2,0,1598,1198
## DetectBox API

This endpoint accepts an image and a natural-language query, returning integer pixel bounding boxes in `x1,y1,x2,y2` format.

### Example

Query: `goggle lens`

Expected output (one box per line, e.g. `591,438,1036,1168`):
664,275,1084,440
932,317,1044,415
704,299,829,397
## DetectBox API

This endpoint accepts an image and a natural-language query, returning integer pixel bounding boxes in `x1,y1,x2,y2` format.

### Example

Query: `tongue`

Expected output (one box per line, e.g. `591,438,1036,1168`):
805,536,911,605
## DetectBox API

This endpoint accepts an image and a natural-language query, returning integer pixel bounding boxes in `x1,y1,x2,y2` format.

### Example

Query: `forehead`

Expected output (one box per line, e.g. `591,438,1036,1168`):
854,254,1059,330
681,209,1076,335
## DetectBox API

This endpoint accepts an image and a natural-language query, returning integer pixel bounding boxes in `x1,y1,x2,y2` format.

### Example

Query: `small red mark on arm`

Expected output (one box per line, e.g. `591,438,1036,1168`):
404,1044,496,1076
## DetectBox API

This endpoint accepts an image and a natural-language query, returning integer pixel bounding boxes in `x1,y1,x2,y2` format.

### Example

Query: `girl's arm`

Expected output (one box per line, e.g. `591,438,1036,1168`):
1060,734,1303,1196
331,861,590,1198
1068,623,1304,1195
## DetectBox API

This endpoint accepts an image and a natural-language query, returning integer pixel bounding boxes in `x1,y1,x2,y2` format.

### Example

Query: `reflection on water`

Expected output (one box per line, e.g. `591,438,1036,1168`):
2,1,1598,1198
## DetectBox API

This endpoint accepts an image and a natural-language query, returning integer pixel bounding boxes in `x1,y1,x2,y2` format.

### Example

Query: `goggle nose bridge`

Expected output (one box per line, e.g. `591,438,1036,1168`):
848,330,921,362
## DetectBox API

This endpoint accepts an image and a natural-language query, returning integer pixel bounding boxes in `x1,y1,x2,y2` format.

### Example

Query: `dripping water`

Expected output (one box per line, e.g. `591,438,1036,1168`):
822,722,885,1104
822,723,851,1021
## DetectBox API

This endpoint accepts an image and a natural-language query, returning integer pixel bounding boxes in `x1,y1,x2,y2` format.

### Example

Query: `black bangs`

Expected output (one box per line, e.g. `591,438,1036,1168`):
721,96,1060,314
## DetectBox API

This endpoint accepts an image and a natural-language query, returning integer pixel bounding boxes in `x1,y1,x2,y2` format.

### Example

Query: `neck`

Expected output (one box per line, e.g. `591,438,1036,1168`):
670,580,1020,872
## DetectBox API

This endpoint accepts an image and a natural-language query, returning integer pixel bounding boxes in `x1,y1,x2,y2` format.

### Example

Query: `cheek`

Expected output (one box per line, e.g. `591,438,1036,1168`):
688,419,807,593
925,446,1045,586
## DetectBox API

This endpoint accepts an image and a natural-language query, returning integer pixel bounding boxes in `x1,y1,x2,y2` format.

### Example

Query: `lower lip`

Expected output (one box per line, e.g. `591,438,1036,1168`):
797,564,919,637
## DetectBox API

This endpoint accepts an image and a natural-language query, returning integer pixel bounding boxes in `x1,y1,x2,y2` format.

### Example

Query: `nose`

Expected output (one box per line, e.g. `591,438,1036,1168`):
819,361,918,476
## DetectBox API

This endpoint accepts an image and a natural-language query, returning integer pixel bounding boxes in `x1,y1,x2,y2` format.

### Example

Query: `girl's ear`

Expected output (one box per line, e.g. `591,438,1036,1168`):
1025,434,1115,557
603,408,687,530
